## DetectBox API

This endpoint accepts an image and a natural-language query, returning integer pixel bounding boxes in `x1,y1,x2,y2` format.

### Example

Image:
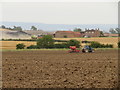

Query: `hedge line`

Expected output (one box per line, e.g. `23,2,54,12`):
90,41,113,48
17,42,114,49
1,39,68,42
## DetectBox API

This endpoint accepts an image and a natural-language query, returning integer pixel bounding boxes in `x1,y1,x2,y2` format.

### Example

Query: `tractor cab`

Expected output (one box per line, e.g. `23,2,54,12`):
82,45,94,53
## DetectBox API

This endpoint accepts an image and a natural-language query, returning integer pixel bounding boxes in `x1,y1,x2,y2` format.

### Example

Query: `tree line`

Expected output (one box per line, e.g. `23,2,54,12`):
16,35,119,49
1,25,120,34
0,25,38,31
73,28,120,34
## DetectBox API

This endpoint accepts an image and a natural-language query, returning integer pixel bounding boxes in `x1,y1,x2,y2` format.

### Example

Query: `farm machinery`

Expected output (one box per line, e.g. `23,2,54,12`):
82,45,94,53
68,45,94,53
68,46,80,53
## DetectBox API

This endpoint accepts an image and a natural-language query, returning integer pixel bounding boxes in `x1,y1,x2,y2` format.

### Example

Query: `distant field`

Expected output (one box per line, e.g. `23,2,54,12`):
0,37,119,50
54,37,119,48
0,41,36,50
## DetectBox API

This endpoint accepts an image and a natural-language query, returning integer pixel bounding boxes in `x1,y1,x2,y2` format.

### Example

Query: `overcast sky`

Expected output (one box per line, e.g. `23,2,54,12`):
1,1,118,25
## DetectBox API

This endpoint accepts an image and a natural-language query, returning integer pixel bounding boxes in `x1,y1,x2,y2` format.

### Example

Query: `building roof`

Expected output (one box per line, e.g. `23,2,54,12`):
85,30,99,32
56,31,74,33
104,33,119,37
56,31,80,34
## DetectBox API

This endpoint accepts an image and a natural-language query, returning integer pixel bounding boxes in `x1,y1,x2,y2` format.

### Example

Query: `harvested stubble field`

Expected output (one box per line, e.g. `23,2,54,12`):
0,41,36,50
2,50,118,88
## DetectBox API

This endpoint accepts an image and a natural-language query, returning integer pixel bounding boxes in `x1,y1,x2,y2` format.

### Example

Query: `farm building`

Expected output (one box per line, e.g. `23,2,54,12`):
83,28,101,37
55,29,102,38
103,33,119,37
54,31,81,38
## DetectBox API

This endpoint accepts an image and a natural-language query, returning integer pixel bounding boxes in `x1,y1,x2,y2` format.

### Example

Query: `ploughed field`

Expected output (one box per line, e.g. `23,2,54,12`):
2,50,118,88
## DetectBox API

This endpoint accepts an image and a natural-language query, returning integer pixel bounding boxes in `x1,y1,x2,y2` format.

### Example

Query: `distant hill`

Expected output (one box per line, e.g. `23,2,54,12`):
1,22,118,32
0,29,31,39
24,30,53,36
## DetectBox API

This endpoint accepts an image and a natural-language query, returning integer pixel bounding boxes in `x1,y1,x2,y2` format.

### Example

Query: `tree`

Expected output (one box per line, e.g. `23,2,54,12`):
8,27,13,30
16,43,26,49
90,41,113,48
73,28,82,32
64,35,67,38
37,35,54,48
90,41,101,48
109,28,116,34
100,31,104,36
31,26,37,30
67,39,80,48
1,25,6,29
31,35,37,39
27,45,38,49
115,28,120,34
109,28,120,36
13,26,22,31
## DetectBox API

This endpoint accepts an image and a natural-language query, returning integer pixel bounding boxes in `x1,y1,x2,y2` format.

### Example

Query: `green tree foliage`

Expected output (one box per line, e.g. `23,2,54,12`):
67,39,80,48
54,43,68,48
27,45,38,49
31,35,37,39
16,43,26,49
90,41,101,48
1,25,13,30
100,31,104,36
90,41,113,48
73,28,82,32
37,35,54,48
8,27,13,30
13,26,22,31
63,35,67,38
31,26,37,30
1,25,6,29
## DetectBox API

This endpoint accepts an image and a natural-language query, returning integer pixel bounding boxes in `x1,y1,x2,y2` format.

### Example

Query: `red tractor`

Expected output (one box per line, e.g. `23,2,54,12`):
68,46,80,53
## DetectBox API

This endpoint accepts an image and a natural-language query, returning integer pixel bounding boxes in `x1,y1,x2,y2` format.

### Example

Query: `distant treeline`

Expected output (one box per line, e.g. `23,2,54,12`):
1,38,68,42
1,25,39,31
1,25,120,34
1,39,37,41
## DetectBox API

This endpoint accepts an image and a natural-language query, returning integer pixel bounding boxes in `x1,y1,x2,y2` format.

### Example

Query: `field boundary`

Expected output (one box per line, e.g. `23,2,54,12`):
1,48,119,52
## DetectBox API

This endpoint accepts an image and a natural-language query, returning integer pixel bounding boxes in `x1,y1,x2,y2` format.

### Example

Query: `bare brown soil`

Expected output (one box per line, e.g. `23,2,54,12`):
2,50,118,88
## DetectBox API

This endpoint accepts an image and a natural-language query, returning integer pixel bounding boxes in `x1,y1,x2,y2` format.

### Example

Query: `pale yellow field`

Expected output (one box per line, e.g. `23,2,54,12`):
54,37,119,48
0,41,36,50
0,37,119,50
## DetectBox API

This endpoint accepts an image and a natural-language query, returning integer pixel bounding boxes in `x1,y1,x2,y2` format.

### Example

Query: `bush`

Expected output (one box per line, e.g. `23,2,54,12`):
67,39,80,48
27,45,38,49
54,40,67,42
2,39,4,41
31,35,37,39
63,35,67,38
16,43,26,49
90,41,101,48
118,41,120,48
105,44,113,48
90,41,113,48
54,43,68,48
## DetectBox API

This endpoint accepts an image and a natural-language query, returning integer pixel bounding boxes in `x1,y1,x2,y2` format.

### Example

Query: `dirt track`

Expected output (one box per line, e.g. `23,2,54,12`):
2,50,118,88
